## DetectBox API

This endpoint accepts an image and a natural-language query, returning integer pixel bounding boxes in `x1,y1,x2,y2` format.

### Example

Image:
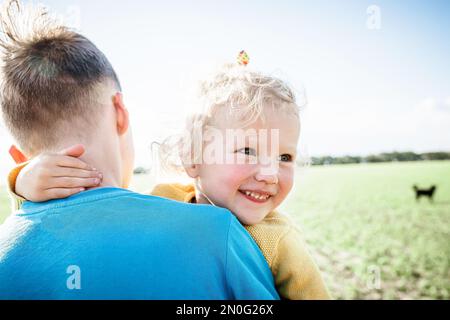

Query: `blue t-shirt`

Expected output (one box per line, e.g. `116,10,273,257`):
0,187,279,300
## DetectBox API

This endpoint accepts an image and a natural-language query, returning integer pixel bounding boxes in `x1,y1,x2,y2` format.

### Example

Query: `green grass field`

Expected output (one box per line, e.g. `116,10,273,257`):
1,161,449,299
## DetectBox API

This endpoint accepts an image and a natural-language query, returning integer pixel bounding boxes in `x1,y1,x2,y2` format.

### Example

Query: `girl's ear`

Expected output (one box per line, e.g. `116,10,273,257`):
184,164,200,179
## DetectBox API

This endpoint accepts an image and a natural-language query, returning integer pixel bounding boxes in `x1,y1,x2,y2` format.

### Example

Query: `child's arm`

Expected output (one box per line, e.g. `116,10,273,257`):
273,225,331,300
8,145,102,211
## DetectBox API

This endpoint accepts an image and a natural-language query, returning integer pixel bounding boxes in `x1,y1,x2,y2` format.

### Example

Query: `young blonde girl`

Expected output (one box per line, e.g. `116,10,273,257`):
8,63,330,300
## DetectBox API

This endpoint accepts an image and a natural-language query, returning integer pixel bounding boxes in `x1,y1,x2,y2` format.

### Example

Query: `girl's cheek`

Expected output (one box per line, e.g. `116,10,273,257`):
280,166,295,194
223,164,251,184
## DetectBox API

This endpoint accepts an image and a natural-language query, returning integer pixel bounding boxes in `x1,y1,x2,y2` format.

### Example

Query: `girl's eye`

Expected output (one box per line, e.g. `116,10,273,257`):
279,154,293,162
237,147,256,156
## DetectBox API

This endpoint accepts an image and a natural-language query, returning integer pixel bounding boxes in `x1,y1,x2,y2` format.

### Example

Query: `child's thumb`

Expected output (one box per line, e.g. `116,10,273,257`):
57,144,85,158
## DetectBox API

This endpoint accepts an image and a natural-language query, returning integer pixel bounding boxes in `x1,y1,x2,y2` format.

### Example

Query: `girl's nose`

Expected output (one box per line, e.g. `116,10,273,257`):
254,165,279,184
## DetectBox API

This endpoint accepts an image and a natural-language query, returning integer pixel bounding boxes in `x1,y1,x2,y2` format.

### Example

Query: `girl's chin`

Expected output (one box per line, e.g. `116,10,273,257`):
233,208,269,225
231,195,275,224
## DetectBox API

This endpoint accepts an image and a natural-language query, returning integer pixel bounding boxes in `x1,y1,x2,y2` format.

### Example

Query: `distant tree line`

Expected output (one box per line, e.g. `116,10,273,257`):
133,166,149,174
310,152,450,166
133,151,450,171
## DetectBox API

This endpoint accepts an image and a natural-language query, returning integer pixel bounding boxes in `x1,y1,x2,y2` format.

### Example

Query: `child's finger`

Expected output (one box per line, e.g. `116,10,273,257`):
52,167,102,179
50,176,101,189
44,187,86,199
55,155,94,170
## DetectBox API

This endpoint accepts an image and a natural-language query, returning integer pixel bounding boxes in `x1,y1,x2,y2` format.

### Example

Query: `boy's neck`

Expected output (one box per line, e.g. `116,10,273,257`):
82,155,122,189
75,141,124,189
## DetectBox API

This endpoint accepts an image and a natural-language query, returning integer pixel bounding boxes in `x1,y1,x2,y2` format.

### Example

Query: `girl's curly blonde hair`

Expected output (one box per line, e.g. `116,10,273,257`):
158,63,302,172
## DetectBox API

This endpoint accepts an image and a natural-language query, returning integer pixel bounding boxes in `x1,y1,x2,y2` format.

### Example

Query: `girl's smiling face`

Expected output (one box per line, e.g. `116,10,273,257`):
186,105,300,225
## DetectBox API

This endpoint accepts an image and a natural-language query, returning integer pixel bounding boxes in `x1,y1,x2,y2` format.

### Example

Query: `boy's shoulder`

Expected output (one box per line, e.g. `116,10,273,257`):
93,186,234,223
17,187,234,228
4,187,238,260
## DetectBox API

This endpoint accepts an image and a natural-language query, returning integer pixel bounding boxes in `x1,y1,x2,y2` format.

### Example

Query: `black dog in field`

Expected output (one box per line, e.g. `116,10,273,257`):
413,185,437,202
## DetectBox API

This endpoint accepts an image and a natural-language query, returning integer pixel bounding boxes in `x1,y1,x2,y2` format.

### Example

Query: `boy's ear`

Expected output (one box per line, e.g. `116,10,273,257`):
113,92,130,135
9,145,28,164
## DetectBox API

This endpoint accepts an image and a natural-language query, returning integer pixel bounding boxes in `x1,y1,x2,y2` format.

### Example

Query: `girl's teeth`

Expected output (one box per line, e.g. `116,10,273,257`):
243,191,269,200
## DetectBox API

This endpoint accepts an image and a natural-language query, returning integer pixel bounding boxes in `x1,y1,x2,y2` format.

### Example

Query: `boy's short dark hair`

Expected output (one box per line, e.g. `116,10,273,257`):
0,0,121,154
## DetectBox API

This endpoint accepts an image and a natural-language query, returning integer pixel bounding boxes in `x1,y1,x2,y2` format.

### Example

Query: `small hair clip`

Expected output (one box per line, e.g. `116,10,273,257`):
237,50,249,66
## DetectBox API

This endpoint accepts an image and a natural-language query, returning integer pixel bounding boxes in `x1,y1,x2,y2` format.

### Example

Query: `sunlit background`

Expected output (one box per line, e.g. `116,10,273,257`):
0,0,449,299
0,0,449,176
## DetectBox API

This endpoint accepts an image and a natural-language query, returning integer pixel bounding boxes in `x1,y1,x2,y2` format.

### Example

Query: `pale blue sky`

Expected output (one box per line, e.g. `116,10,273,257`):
0,0,449,177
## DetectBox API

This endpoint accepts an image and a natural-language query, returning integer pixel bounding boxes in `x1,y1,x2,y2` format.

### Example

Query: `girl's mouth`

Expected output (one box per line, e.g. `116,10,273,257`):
238,190,272,203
